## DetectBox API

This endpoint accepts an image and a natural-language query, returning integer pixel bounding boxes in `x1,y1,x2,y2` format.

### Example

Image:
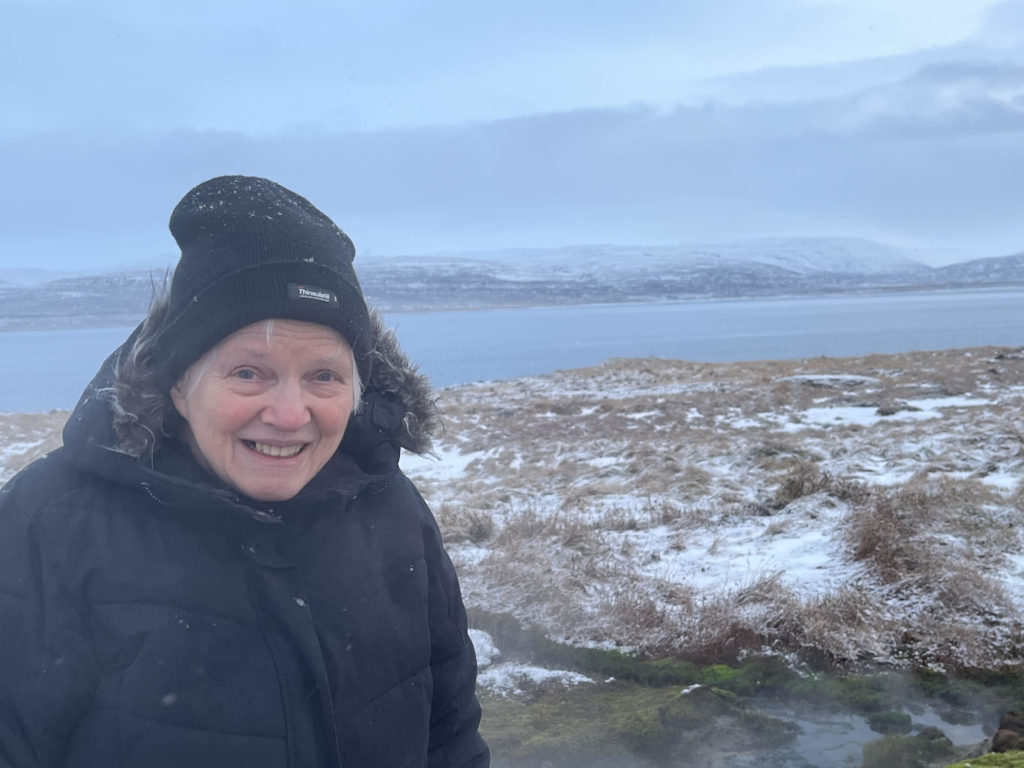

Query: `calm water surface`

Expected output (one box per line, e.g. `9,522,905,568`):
3,288,1024,412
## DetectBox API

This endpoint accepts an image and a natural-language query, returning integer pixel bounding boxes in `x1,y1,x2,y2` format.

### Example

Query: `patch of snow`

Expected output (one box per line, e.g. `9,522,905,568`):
765,393,993,433
782,374,880,388
477,663,594,696
978,470,1020,490
1000,553,1024,613
468,629,500,667
905,395,987,410
729,417,769,429
400,445,487,482
637,500,860,599
450,544,491,569
623,410,660,420
0,439,45,461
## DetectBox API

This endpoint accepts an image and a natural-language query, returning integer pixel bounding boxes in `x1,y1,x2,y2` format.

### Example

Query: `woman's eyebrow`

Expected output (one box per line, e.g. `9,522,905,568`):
220,349,349,367
221,346,272,361
311,355,351,369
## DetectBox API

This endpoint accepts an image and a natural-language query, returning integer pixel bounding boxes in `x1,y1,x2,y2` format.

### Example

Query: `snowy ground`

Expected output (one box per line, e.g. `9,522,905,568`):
2,345,1023,684
399,345,1024,677
0,411,67,481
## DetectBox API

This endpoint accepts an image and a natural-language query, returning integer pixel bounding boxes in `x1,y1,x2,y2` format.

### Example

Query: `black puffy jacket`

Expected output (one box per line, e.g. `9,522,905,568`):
0,318,489,768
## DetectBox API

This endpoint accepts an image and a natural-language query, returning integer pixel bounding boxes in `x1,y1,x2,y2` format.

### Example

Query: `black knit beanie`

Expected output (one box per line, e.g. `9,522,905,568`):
154,175,371,391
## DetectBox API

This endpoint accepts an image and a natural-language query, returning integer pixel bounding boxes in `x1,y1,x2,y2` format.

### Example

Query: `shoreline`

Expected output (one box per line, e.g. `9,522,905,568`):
3,282,1024,333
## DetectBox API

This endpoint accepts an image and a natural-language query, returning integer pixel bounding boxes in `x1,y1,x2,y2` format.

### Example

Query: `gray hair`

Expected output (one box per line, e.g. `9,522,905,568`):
98,285,180,460
100,284,364,461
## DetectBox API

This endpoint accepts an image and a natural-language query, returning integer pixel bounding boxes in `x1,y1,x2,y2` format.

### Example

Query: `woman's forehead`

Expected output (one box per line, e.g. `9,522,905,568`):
224,318,350,351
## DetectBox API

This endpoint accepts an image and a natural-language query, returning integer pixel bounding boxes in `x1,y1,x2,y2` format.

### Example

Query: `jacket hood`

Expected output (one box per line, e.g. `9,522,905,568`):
62,306,439,495
362,308,438,456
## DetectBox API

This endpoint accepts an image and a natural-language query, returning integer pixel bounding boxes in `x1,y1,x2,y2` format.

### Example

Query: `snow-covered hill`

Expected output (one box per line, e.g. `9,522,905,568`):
937,251,1024,283
377,237,932,279
689,237,932,275
0,237,1019,329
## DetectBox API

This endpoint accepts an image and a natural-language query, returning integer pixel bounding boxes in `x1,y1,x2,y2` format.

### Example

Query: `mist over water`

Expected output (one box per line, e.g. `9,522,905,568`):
2,288,1024,412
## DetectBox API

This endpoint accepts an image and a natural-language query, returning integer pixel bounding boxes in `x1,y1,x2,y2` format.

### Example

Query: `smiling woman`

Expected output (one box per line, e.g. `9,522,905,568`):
171,320,359,501
0,176,489,768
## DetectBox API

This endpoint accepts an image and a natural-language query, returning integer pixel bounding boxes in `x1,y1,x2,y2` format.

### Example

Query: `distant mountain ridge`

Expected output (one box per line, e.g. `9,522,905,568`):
0,237,1020,331
935,252,1024,283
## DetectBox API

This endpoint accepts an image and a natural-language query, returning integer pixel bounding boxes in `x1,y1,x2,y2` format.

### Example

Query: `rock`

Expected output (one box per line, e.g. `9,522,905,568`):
867,709,913,734
992,711,1024,753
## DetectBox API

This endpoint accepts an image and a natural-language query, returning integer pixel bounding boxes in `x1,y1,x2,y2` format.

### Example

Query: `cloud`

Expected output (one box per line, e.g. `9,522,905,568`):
4,72,1024,268
2,0,1011,135
834,60,1024,137
976,0,1024,45
2,0,1023,269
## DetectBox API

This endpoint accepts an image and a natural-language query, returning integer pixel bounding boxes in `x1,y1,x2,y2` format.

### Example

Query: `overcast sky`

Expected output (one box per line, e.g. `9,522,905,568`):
3,0,1024,270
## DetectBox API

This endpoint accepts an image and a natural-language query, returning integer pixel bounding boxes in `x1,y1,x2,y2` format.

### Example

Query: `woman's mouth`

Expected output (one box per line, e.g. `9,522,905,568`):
243,440,306,458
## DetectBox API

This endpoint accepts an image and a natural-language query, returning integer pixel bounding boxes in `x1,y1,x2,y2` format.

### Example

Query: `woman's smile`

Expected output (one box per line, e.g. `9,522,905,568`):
243,440,308,458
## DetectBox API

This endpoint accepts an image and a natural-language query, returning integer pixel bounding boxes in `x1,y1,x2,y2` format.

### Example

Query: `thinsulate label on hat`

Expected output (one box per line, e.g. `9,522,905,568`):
288,283,339,305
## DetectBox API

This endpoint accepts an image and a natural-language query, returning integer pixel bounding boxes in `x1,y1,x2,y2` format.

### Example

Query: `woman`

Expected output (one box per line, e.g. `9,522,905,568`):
0,176,489,767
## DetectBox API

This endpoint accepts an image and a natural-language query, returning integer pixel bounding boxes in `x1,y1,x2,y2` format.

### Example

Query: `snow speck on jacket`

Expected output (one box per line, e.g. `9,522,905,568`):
0,312,489,768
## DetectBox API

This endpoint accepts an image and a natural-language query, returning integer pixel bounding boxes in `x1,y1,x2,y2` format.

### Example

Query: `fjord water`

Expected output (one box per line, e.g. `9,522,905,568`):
3,287,1024,413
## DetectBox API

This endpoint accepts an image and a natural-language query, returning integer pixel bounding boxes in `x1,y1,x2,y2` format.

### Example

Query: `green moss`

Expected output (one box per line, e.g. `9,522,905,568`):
735,710,801,750
480,682,687,764
468,609,703,686
479,679,797,766
478,680,655,764
710,686,739,702
867,709,913,734
941,752,1024,767
861,727,955,768
468,609,819,692
467,609,1023,766
703,663,747,691
914,667,1024,719
772,669,929,717
838,674,905,713
691,656,797,697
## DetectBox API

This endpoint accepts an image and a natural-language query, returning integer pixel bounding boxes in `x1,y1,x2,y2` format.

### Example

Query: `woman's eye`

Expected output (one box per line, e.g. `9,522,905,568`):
234,368,258,380
314,371,338,383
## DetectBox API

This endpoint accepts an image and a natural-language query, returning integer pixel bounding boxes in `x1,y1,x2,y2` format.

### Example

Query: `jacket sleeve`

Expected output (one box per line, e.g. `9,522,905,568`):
418,495,490,768
0,483,99,768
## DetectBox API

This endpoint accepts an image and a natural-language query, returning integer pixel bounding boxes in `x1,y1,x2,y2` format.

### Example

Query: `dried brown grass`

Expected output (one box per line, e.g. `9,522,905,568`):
427,348,1024,668
0,410,68,481
436,505,496,544
846,477,1011,589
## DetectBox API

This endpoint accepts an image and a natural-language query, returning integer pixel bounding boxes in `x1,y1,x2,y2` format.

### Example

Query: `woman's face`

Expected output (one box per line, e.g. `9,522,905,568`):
171,319,356,502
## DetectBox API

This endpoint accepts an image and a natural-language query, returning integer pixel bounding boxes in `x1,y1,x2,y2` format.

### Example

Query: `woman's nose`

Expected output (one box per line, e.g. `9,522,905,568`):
260,380,311,430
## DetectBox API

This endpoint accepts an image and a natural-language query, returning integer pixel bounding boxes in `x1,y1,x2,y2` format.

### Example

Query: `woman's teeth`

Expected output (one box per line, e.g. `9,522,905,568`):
245,441,304,458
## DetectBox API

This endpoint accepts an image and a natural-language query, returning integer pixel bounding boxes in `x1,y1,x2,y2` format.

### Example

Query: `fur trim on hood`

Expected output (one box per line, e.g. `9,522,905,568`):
363,308,439,456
